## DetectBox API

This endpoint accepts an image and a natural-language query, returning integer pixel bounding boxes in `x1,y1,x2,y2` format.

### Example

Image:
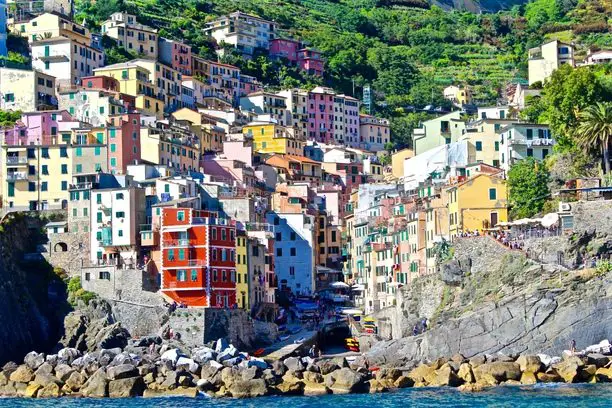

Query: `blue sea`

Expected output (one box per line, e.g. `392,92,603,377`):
1,384,611,407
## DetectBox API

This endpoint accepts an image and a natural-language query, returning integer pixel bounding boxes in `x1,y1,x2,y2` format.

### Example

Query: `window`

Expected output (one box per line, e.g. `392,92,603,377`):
290,232,296,241
28,165,36,175
99,271,111,280
110,158,116,167
96,194,102,204
115,211,125,218
276,248,282,257
41,182,48,191
4,93,14,102
28,182,36,192
494,141,499,152
97,212,103,223
191,269,197,282
60,147,68,157
527,148,533,157
118,230,123,237
177,211,185,221
178,249,185,260
76,164,82,173
290,248,296,256
475,141,482,151
177,270,187,281
289,266,295,276
94,146,101,156
489,188,497,200
542,149,549,159
526,129,533,140
110,143,116,153
167,249,175,261
116,193,124,200
61,164,68,174
61,181,68,191
41,148,49,158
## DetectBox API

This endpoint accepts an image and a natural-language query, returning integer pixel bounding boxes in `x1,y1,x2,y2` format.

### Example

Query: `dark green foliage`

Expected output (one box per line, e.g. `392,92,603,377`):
0,110,22,126
508,157,551,218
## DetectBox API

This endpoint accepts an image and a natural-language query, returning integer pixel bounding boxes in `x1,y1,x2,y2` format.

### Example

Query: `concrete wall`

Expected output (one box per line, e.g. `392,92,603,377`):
45,231,89,276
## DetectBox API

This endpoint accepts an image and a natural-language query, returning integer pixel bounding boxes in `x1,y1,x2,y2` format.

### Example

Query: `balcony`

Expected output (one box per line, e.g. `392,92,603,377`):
165,238,190,247
140,229,158,247
6,172,28,181
70,182,93,190
6,157,27,165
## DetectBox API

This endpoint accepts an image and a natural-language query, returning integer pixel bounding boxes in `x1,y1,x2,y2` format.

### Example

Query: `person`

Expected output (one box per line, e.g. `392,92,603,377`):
413,324,419,336
148,342,155,355
421,318,428,331
570,339,576,354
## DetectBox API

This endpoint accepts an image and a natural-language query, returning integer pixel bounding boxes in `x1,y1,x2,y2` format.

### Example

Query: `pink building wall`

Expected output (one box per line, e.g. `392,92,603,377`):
223,140,253,167
2,111,77,145
298,49,324,76
172,41,192,76
269,38,300,62
308,88,334,143
108,112,141,174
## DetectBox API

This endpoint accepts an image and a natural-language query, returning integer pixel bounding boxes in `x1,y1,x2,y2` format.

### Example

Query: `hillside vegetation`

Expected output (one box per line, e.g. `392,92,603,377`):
75,0,611,148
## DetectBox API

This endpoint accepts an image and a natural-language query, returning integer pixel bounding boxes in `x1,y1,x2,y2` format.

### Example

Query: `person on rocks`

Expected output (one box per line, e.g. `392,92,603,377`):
421,318,428,331
413,324,419,336
570,339,576,354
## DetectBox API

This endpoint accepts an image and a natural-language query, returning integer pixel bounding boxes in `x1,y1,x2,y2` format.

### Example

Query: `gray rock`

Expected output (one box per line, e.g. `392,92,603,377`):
57,348,80,365
318,360,340,375
111,352,134,367
329,368,367,393
24,352,45,370
283,357,304,372
241,366,259,381
587,353,611,368
81,368,109,397
108,377,145,397
45,354,58,367
271,360,287,376
228,379,268,398
107,364,138,380
34,362,54,377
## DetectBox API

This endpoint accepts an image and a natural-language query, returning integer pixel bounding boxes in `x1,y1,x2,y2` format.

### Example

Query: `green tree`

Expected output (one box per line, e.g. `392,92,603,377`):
507,157,550,219
389,112,431,148
0,110,22,127
368,46,420,97
574,102,612,174
539,65,612,149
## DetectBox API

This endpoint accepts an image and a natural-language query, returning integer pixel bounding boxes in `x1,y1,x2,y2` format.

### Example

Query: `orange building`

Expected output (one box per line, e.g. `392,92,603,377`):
160,208,236,307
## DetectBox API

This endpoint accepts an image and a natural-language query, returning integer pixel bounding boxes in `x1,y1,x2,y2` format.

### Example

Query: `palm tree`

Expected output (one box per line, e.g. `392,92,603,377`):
575,102,612,174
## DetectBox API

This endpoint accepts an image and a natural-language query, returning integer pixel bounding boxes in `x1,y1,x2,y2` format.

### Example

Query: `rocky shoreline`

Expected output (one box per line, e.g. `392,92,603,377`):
1,337,612,399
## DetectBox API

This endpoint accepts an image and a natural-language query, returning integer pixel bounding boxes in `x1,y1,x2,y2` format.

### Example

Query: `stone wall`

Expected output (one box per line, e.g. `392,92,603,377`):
44,231,89,276
168,308,278,351
571,200,612,234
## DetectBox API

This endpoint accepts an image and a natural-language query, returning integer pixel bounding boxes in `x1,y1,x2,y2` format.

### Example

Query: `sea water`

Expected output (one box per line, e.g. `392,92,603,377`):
2,384,612,407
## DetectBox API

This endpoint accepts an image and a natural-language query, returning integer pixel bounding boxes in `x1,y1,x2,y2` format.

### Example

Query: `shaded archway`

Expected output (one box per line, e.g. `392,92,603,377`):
54,242,68,252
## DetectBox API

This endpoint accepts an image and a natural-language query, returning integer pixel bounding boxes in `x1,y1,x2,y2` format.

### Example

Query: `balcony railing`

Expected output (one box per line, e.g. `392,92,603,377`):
6,172,28,181
165,238,190,247
6,157,27,165
69,182,93,190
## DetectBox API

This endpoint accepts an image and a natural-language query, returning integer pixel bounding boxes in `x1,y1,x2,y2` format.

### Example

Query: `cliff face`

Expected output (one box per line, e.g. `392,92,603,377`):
365,235,612,367
0,213,69,365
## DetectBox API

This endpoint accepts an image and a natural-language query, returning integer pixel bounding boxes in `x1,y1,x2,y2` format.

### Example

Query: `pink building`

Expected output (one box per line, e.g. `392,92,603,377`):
159,38,192,75
107,112,141,174
308,86,335,143
269,38,300,62
2,111,80,146
239,74,263,97
298,48,324,76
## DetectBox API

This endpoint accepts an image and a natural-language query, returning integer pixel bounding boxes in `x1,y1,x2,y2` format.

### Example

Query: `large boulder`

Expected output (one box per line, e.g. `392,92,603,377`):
24,352,45,370
108,377,145,397
95,323,130,350
57,348,80,365
38,382,62,398
472,362,521,386
81,368,109,397
587,354,611,368
9,366,34,383
34,362,54,377
283,357,304,372
63,371,87,392
271,360,287,376
192,347,216,364
458,363,474,383
329,368,367,393
318,360,340,376
228,379,269,398
160,349,181,367
408,364,436,384
107,364,138,380
520,371,537,385
176,357,199,374
553,356,585,383
54,364,75,382
426,363,463,387
595,367,612,382
516,355,542,373
24,383,42,398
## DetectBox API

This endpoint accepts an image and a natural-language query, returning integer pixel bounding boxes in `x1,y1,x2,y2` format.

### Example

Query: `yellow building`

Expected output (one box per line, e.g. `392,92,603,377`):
12,12,92,45
172,108,225,153
424,195,450,275
443,85,472,106
140,127,199,172
130,59,182,113
94,63,164,117
243,122,304,156
447,174,508,239
236,231,249,310
1,143,107,212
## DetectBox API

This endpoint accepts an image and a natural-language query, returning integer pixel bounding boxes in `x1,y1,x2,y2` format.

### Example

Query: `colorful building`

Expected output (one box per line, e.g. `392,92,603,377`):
460,118,514,168
359,114,390,152
412,111,465,155
498,123,554,172
307,86,335,143
191,57,240,104
447,174,508,239
204,12,277,57
159,37,192,75
159,208,237,308
297,48,324,76
243,122,303,156
240,91,287,126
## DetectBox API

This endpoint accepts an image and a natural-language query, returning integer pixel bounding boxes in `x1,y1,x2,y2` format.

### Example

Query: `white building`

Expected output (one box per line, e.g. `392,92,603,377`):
498,123,554,172
239,91,287,126
332,94,360,147
582,49,612,66
266,212,315,296
204,12,277,57
89,186,146,264
276,89,308,140
477,106,511,120
0,67,56,111
101,12,158,59
31,36,104,86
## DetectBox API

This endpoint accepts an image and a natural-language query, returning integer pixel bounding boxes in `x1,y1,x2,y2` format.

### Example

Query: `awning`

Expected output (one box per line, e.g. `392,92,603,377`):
162,225,191,232
331,281,350,289
541,212,559,228
351,284,365,292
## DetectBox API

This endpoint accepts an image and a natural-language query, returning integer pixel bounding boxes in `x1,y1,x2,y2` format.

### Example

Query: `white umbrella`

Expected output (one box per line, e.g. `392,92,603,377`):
351,284,365,292
331,281,350,289
541,212,559,228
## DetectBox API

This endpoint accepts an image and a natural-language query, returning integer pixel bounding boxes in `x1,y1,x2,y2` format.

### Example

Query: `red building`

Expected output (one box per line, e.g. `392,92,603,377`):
298,48,324,77
160,208,236,307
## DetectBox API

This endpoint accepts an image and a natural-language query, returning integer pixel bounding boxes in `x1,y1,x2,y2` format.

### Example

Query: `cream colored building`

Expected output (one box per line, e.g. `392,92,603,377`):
101,12,158,59
359,114,390,152
0,67,56,111
443,85,471,105
12,12,91,45
528,40,574,85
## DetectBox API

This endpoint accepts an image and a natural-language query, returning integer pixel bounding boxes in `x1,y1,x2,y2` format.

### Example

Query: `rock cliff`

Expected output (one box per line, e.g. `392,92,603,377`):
365,235,612,367
0,213,69,366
